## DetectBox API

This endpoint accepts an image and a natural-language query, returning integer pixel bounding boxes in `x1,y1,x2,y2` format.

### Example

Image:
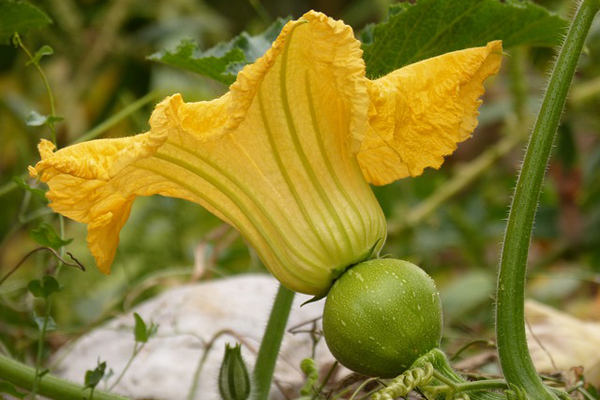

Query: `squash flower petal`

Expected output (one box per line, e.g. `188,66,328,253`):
29,11,502,296
359,41,503,185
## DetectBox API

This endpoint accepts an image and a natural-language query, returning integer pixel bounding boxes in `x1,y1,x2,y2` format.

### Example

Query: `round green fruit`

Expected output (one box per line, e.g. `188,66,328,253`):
322,258,442,378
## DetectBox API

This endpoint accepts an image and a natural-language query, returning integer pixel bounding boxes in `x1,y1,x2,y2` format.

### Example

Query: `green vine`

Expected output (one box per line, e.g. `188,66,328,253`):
12,33,59,143
251,284,295,400
0,354,130,400
495,1,600,398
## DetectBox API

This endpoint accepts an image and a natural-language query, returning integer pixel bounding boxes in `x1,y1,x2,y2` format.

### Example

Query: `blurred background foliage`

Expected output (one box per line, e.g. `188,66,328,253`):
0,0,599,375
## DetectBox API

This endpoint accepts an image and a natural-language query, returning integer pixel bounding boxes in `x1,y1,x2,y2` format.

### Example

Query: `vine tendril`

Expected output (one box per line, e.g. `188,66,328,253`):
370,363,434,400
504,385,529,400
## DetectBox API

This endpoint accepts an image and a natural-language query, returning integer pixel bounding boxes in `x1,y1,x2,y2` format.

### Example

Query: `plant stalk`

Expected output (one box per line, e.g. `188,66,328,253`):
495,0,599,399
0,354,130,400
251,284,295,400
31,298,53,398
14,34,58,144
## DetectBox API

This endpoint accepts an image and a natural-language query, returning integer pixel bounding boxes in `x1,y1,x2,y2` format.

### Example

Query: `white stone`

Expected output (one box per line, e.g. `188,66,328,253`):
526,299,600,385
52,274,336,400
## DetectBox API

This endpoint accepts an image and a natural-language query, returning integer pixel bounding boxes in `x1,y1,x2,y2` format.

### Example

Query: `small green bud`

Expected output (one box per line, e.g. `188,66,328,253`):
218,343,251,400
299,358,318,396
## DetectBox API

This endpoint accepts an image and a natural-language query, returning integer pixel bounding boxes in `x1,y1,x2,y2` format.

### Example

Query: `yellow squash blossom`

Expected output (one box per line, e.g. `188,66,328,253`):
30,11,502,296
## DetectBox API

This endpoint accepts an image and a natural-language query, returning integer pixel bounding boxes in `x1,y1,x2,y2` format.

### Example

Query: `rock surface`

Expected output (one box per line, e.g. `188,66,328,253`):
52,274,334,400
526,299,600,386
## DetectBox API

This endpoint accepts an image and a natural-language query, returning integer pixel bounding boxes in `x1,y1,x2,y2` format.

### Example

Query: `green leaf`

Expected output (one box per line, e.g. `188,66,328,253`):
0,381,27,399
25,110,63,126
0,1,52,45
362,0,568,78
149,17,290,85
42,275,60,295
25,44,53,66
84,361,107,389
28,279,44,298
26,110,48,126
30,222,73,249
133,312,148,343
32,313,58,331
28,275,61,298
13,176,48,202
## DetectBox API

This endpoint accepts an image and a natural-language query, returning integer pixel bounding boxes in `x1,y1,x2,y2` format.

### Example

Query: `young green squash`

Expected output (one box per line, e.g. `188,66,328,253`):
322,259,442,378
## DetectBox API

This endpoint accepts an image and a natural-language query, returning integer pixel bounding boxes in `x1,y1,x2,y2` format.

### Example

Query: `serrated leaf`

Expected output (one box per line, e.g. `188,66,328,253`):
26,44,53,66
13,176,48,201
30,222,73,249
133,312,148,343
84,361,106,389
0,381,27,399
26,110,48,126
149,17,290,85
32,313,58,331
150,40,244,85
0,1,52,45
362,0,568,78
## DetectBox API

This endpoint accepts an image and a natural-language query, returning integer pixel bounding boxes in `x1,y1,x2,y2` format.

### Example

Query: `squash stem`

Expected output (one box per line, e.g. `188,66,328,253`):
251,283,295,400
0,354,129,400
495,1,599,398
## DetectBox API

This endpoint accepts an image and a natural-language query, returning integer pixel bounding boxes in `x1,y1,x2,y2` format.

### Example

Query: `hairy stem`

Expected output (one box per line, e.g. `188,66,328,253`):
495,1,599,398
251,284,295,400
0,354,130,400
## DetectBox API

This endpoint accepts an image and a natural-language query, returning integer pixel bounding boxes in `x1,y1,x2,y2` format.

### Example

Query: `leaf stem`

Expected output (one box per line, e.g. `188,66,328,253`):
0,354,130,400
14,34,58,144
251,284,294,400
74,91,160,143
31,298,53,398
108,342,145,391
495,0,599,398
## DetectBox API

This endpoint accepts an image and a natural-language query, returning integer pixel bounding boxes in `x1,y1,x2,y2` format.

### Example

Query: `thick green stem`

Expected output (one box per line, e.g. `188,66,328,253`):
0,354,130,400
251,284,295,400
495,1,599,399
